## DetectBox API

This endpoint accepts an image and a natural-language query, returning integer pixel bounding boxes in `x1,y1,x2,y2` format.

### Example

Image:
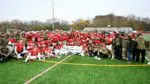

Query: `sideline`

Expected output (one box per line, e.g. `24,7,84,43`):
25,55,72,84
42,60,150,67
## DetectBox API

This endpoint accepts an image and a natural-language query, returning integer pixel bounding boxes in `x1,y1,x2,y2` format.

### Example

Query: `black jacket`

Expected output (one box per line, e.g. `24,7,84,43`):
130,40,138,52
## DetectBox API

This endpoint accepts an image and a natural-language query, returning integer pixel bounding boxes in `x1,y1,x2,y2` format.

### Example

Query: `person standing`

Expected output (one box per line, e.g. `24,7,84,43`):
136,34,146,63
0,37,9,61
126,35,132,63
131,37,138,61
121,34,128,60
113,34,122,60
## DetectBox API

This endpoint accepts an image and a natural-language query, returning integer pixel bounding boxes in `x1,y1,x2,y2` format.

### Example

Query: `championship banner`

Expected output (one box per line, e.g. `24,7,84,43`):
62,46,82,54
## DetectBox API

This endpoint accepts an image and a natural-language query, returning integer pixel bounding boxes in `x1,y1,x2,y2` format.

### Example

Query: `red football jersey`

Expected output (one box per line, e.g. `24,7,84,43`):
15,43,25,53
29,48,40,56
27,42,36,50
8,38,16,43
45,47,52,53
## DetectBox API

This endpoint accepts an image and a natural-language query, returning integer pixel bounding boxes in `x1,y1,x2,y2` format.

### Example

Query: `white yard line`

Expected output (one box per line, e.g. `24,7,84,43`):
25,55,71,84
43,60,150,67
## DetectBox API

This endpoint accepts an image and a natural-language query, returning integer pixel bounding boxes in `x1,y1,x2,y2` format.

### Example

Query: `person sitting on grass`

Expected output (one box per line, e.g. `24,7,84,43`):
14,39,27,60
38,41,46,60
80,44,88,56
100,43,110,59
0,38,9,62
44,45,56,58
88,44,94,57
94,45,102,60
24,44,41,62
54,42,63,58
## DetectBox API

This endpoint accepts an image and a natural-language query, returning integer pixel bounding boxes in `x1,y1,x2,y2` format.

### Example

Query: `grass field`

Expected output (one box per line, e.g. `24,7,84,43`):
0,55,150,84
143,34,150,41
0,34,150,84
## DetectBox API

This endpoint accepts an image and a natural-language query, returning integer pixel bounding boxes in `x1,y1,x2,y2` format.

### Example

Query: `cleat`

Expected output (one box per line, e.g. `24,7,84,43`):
147,62,150,65
94,56,97,59
97,58,101,60
57,56,61,59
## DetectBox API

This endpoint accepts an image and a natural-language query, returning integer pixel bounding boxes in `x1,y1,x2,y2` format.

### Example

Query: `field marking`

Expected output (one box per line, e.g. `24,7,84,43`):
25,55,71,84
42,60,150,67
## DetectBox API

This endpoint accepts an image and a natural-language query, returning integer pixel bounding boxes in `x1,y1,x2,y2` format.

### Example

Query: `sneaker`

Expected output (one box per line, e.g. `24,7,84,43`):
97,58,101,60
147,62,150,65
111,58,114,60
23,60,27,63
94,56,97,59
0,58,2,61
81,55,85,57
57,56,61,59
128,62,131,64
41,58,45,61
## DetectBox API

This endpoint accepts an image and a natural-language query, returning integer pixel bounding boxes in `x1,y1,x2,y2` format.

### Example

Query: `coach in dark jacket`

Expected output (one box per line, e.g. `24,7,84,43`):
131,39,138,61
126,36,132,63
113,34,122,60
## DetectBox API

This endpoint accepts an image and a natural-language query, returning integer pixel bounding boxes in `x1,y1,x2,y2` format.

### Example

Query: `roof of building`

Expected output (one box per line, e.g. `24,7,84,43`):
83,27,133,33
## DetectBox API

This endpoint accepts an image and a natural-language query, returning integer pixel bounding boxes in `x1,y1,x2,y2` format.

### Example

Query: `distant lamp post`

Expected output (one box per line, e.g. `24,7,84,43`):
52,0,55,31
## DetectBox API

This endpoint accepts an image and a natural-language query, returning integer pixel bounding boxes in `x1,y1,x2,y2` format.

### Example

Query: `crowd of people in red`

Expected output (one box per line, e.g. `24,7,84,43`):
0,30,149,64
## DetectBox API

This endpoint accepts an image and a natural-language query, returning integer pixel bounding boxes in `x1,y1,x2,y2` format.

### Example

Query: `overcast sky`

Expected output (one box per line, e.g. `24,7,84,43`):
1,0,150,23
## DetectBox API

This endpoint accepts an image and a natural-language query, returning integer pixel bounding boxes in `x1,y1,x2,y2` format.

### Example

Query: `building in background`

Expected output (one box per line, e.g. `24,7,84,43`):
83,27,133,33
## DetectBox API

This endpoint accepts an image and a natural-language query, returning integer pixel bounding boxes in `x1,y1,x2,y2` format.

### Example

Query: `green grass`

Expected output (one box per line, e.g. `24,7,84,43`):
0,59,53,84
65,56,143,65
32,56,150,84
46,55,72,62
0,55,150,84
143,34,150,41
32,64,150,84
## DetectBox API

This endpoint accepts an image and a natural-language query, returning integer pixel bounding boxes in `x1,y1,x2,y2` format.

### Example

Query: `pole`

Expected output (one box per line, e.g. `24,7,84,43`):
52,0,55,31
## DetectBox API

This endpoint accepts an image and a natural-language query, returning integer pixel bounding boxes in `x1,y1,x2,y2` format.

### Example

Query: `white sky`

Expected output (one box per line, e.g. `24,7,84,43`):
1,0,150,23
